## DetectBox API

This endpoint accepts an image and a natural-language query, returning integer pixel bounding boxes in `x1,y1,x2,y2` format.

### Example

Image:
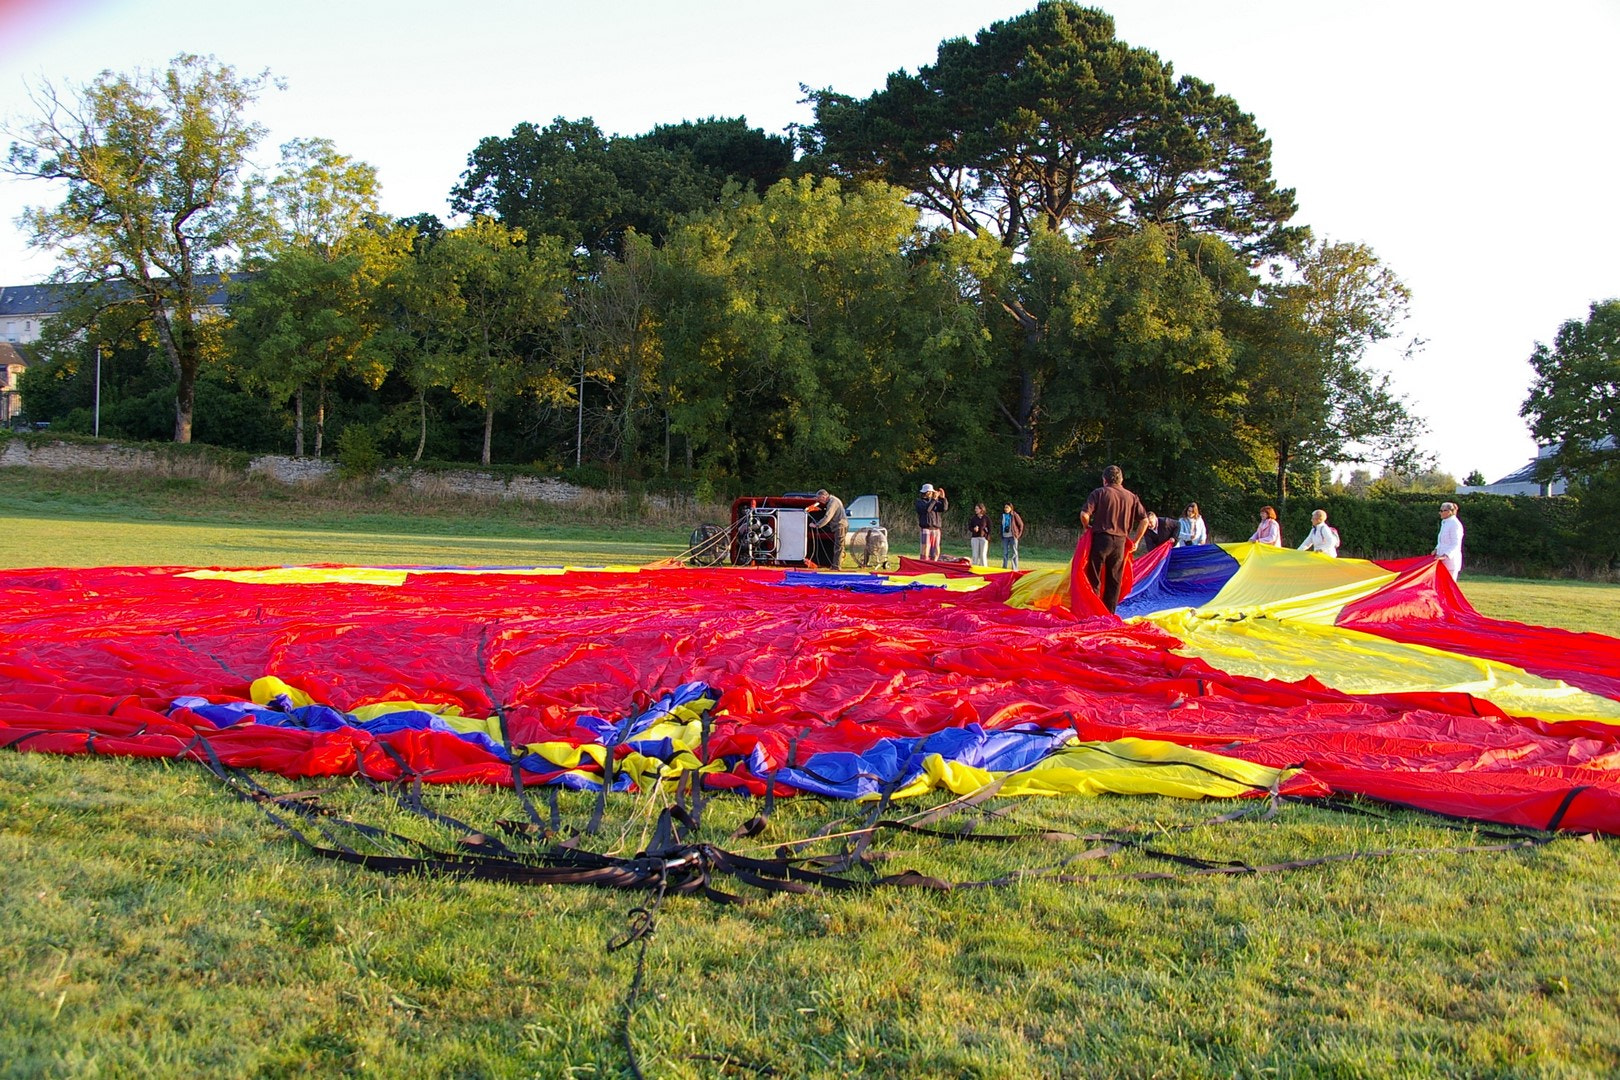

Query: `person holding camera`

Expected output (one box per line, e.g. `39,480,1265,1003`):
915,484,948,559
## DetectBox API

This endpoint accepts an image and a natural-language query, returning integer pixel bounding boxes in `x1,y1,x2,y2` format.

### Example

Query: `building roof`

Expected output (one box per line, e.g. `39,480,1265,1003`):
1491,461,1540,486
0,283,88,317
1480,436,1617,489
0,275,237,316
0,342,27,368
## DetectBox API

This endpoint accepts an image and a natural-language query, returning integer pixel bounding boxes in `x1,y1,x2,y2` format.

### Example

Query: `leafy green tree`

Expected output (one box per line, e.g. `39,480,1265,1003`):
417,218,572,465
229,138,399,457
5,53,274,443
227,238,405,458
258,137,383,257
567,232,661,469
1522,300,1620,568
395,213,446,250
805,2,1295,255
1106,75,1304,257
372,223,458,462
806,4,1165,243
1238,240,1426,505
1368,467,1459,496
1463,469,1488,487
1522,299,1620,479
804,3,1297,458
634,117,795,195
14,299,155,429
450,116,791,259
653,177,992,486
1037,225,1254,505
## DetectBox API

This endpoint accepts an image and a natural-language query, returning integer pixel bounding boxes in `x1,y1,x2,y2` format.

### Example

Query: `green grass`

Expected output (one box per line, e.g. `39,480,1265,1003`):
1460,576,1620,639
2,467,1619,1078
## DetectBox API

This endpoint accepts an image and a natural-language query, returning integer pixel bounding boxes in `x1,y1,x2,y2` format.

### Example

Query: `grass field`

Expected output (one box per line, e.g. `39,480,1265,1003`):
2,467,1618,1078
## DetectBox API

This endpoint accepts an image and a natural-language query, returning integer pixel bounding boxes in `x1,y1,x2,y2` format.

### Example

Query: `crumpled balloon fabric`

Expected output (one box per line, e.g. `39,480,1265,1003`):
1,542,1617,834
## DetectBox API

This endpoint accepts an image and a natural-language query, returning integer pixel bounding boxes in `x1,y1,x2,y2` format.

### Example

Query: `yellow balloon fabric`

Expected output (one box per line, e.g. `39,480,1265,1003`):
902,737,1290,800
1148,608,1620,725
188,567,412,587
1199,543,1395,624
249,675,317,707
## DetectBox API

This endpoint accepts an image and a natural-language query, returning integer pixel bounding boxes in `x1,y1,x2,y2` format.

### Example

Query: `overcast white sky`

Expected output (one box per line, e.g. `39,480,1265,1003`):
2,0,1616,483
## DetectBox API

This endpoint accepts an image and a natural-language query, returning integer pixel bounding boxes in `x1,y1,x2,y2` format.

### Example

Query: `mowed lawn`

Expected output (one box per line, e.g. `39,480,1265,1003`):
2,467,1618,1079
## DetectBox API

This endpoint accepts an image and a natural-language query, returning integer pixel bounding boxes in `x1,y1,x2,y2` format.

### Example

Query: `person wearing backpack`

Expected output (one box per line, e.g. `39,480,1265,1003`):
1000,502,1025,569
1298,508,1340,558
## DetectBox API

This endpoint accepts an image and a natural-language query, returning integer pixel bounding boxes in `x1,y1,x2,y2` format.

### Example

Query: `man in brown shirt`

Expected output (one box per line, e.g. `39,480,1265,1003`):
1080,464,1149,613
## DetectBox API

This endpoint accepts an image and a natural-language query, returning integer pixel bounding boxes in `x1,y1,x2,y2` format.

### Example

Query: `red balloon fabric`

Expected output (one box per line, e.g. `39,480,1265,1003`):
1338,560,1620,701
0,562,1616,834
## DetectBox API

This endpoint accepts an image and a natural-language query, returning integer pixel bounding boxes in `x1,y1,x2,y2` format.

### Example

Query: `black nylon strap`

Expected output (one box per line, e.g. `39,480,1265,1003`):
1,729,49,751
1544,785,1590,832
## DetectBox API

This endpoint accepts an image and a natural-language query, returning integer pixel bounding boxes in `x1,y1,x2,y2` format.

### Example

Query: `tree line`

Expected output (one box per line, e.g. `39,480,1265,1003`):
3,3,1546,523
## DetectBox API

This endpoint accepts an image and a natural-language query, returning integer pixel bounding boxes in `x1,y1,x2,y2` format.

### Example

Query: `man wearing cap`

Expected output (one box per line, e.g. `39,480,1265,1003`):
915,483,948,559
809,489,848,570
1079,464,1149,613
1434,501,1465,579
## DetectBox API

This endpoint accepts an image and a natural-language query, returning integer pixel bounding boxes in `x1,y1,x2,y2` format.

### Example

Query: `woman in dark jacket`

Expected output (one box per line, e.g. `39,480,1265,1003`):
968,503,992,566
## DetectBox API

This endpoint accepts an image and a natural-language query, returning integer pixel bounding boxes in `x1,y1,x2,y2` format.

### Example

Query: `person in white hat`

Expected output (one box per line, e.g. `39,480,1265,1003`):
914,483,947,559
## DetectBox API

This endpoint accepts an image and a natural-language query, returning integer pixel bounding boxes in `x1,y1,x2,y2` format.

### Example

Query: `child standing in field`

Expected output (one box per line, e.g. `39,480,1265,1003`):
968,503,991,566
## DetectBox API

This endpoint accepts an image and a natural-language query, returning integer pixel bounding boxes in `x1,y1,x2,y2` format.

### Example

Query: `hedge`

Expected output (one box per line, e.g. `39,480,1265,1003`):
1206,492,1591,578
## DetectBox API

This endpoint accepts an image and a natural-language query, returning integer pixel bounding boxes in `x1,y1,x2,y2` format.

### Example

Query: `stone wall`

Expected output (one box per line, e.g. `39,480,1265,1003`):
2,439,600,506
1,439,165,473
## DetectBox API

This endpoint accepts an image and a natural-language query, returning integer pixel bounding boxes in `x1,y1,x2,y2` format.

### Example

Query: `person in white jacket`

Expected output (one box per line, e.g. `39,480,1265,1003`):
1175,502,1207,546
1434,502,1465,578
1298,509,1339,557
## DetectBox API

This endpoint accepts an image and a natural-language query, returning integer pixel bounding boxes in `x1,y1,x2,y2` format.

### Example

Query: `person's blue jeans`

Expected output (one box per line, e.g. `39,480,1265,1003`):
1002,536,1019,569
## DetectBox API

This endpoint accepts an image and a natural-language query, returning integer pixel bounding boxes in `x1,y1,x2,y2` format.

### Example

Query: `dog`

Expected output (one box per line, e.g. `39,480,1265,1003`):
851,526,890,569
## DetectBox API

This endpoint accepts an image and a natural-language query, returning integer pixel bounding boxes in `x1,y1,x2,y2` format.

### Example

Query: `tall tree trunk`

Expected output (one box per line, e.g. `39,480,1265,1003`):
172,391,193,444
482,403,494,466
621,372,640,469
294,388,305,458
149,299,194,444
315,380,327,460
1015,365,1039,458
414,389,427,463
1275,444,1290,510
1001,297,1044,458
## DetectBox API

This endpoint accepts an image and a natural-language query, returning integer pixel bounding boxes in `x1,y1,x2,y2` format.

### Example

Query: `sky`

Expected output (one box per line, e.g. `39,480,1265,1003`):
1,0,1616,484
